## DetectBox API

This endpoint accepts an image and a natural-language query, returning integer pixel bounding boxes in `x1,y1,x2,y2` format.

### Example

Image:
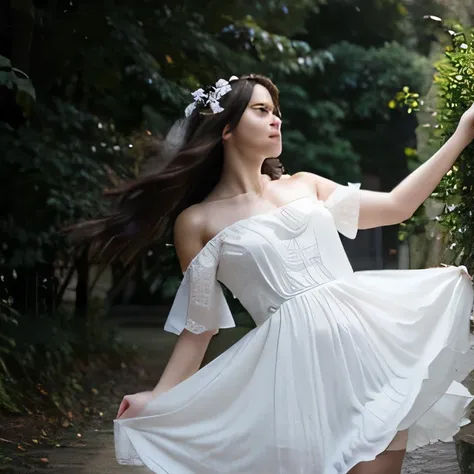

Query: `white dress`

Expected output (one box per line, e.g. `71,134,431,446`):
114,183,474,474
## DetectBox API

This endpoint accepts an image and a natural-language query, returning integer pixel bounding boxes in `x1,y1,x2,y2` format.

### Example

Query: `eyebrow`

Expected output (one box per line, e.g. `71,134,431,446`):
250,102,274,109
249,102,282,118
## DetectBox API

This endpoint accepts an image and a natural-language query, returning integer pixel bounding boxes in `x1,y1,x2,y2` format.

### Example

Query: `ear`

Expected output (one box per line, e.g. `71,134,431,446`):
222,124,232,141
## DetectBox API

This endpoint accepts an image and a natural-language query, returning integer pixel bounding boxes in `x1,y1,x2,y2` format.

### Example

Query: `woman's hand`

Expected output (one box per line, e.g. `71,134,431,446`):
440,263,473,281
456,102,474,144
116,391,154,420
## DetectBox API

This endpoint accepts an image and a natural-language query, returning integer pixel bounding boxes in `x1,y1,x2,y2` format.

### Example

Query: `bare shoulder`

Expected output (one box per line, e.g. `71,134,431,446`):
290,171,337,200
290,171,319,186
173,204,208,272
277,172,317,194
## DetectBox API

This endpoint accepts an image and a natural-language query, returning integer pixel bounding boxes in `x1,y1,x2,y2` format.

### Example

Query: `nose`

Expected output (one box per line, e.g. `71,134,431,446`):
271,115,282,132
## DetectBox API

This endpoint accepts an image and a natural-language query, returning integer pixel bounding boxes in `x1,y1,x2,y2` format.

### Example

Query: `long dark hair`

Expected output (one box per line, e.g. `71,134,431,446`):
69,74,285,266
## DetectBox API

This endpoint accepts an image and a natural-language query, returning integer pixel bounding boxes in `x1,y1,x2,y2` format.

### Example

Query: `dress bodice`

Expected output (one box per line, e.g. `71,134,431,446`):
164,183,361,335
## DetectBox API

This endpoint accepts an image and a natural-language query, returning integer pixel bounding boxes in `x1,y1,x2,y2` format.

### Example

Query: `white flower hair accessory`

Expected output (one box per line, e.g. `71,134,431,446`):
185,76,239,118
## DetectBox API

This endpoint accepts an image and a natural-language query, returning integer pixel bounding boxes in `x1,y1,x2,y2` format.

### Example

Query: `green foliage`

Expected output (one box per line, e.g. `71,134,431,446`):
1,105,132,267
0,55,36,119
279,38,431,182
433,32,474,268
0,0,433,269
0,0,326,413
325,41,431,120
394,23,474,269
0,1,326,270
0,298,133,414
0,0,440,412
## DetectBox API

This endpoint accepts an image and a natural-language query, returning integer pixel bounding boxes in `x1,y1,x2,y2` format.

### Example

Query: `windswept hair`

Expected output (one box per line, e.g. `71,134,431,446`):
69,74,285,266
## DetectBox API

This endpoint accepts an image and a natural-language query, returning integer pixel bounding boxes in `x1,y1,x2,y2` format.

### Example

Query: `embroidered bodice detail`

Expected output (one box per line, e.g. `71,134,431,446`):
164,183,361,335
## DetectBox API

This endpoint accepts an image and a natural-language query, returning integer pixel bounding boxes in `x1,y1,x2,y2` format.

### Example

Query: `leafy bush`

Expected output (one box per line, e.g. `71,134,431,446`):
394,22,474,271
0,299,134,414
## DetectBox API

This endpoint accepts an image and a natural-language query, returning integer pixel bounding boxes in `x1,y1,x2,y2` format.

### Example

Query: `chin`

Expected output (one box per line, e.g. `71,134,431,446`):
262,145,282,158
271,146,283,157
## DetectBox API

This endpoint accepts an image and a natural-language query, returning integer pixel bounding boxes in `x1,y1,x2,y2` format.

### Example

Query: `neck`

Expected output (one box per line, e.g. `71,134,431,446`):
213,148,267,199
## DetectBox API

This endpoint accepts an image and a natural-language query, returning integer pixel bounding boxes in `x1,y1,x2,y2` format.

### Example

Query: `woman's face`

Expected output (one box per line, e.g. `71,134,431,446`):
225,84,282,158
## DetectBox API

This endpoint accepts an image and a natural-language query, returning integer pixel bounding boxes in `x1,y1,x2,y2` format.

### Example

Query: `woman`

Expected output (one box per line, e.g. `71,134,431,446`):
84,74,474,473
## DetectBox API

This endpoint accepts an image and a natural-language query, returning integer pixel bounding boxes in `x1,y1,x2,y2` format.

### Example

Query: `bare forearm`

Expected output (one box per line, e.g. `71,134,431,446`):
152,330,212,397
391,129,471,217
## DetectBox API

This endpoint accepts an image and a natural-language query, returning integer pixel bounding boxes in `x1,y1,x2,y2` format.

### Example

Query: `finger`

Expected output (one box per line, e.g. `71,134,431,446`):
458,265,472,280
116,398,129,419
117,403,132,420
116,399,127,418
118,406,134,420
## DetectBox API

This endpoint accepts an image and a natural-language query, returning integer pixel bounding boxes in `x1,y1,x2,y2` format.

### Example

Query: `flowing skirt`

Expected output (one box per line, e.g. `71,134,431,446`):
115,265,474,473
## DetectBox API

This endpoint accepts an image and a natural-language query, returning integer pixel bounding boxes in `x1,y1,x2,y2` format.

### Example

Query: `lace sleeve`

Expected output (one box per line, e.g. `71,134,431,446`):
323,182,361,239
163,237,235,335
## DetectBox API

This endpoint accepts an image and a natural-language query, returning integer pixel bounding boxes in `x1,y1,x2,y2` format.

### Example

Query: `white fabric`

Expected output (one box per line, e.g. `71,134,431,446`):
114,183,474,473
163,237,235,335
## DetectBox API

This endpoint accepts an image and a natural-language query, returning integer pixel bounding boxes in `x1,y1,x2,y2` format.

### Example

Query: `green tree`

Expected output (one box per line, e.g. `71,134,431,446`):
0,0,327,412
